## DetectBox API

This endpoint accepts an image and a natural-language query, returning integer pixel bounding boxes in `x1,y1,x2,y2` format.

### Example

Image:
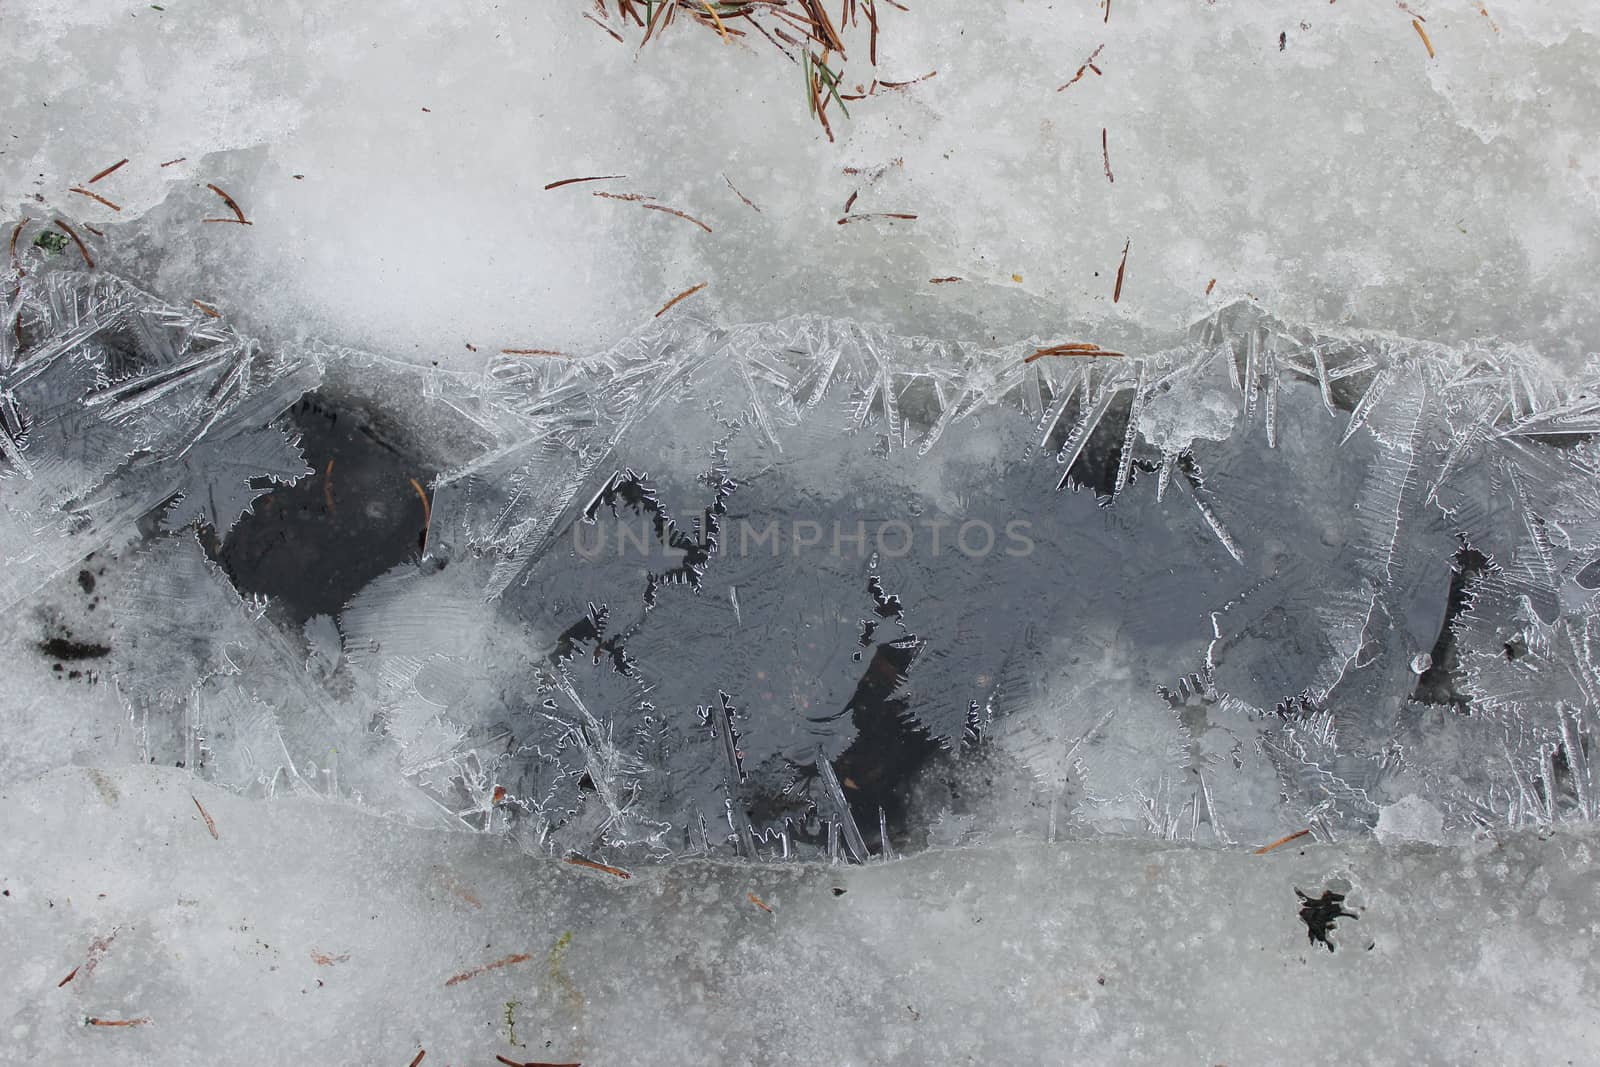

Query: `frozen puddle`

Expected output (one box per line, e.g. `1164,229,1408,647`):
5,1,1600,1060
5,264,1600,861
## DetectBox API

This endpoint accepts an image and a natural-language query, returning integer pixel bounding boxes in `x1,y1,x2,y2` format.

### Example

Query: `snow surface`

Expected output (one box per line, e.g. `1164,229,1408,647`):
4,0,1600,365
3,765,1598,1066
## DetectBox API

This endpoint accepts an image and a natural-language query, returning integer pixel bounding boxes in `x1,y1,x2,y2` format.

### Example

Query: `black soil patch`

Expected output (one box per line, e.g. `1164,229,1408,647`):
209,392,436,624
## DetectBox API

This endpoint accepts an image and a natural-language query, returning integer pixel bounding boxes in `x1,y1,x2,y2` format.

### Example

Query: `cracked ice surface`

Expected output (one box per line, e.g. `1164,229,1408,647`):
5,262,1600,865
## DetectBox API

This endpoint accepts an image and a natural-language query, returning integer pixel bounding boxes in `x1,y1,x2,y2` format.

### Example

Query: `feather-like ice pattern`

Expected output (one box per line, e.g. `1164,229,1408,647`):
9,260,1600,859
161,420,313,534
0,264,319,611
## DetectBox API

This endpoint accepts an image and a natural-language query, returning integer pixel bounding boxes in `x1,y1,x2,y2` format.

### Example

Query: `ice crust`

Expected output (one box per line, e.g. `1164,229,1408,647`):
2,765,1598,1066
4,1,1600,363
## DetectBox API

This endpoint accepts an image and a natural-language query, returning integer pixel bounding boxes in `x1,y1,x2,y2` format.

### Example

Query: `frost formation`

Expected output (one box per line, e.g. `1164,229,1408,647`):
6,261,1600,861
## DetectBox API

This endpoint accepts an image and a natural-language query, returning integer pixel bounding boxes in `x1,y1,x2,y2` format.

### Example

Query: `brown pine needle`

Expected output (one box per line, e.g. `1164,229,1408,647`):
310,949,351,966
496,1058,582,1067
843,190,859,212
83,224,105,237
1205,277,1217,295
584,10,624,41
205,183,248,223
443,952,531,987
544,173,627,191
1102,128,1113,184
408,1052,427,1067
323,460,336,514
722,172,761,212
9,220,26,272
86,1017,151,1028
837,212,916,225
1103,0,1110,23
192,299,221,318
191,794,218,839
593,191,652,201
1113,238,1130,303
408,477,431,530
501,348,567,356
641,202,713,233
929,276,963,284
58,966,79,988
88,158,129,184
1058,44,1106,91
564,854,633,879
879,70,936,89
1253,828,1311,854
55,220,94,269
201,218,254,225
748,891,773,913
701,0,731,42
160,157,186,167
655,281,708,318
1412,18,1435,58
1025,343,1124,363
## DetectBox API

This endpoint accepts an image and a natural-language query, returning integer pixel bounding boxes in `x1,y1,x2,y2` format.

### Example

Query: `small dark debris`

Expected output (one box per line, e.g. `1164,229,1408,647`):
1296,887,1358,951
1279,31,1287,50
831,887,847,896
38,635,110,661
77,569,96,594
1096,975,1106,985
